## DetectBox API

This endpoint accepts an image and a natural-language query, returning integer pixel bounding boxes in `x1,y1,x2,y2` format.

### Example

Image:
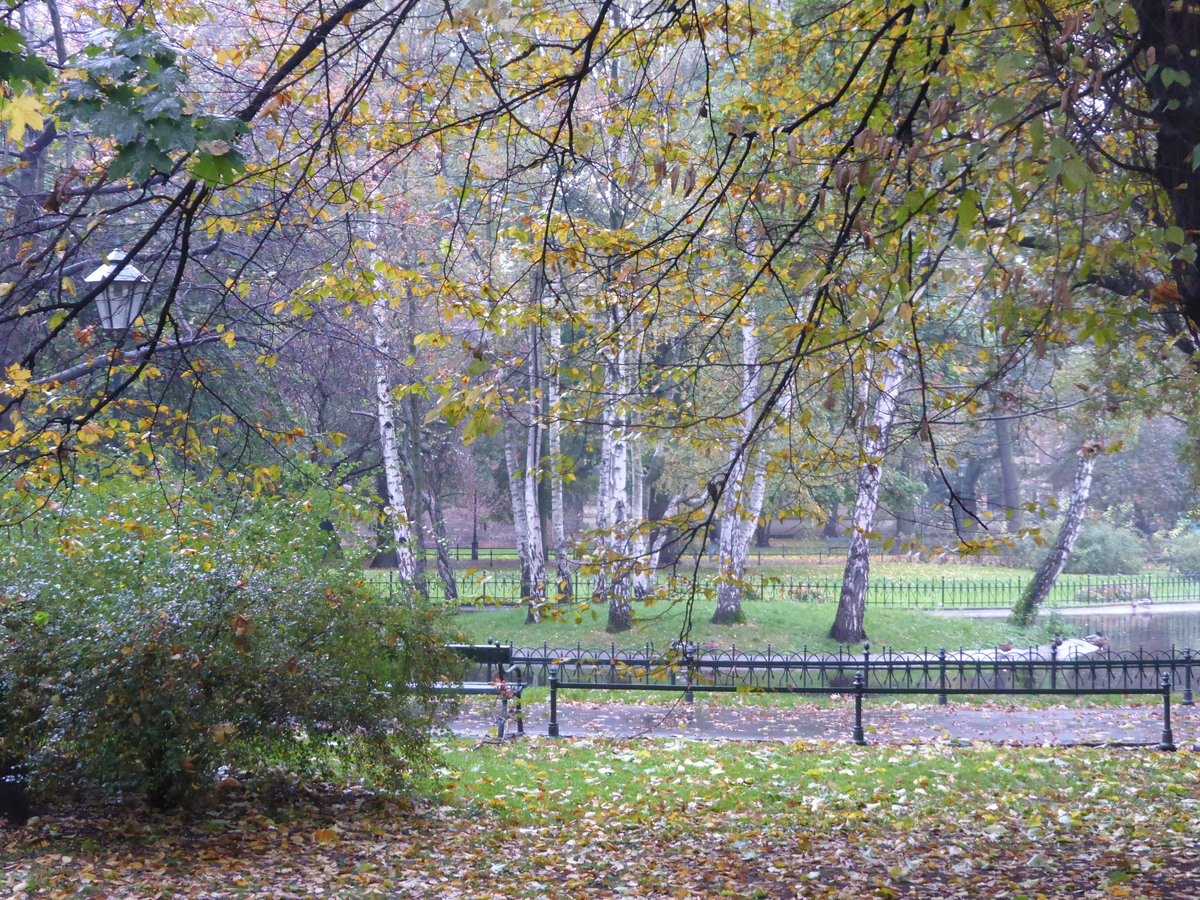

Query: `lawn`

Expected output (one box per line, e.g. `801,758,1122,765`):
4,738,1196,898
447,598,1069,653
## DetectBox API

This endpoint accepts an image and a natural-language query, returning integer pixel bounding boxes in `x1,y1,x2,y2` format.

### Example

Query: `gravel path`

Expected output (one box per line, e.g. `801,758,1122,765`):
449,698,1196,747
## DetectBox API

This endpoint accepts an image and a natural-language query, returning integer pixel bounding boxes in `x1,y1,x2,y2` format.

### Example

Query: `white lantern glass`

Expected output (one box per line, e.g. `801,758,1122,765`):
84,250,151,330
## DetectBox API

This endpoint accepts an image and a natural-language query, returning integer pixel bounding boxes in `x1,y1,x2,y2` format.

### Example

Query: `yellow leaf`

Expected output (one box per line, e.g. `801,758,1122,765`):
221,330,237,348
4,363,33,393
1,95,44,141
313,828,337,844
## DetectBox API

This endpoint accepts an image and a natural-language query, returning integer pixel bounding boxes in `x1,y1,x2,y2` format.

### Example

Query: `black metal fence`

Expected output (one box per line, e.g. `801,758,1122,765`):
511,643,1188,748
379,570,1200,609
462,642,1200,704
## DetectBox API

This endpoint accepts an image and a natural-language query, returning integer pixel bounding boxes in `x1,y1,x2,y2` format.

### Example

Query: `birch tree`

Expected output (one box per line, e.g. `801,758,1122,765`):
547,321,573,601
371,265,419,592
599,311,634,633
829,347,907,643
1010,440,1103,626
712,306,768,626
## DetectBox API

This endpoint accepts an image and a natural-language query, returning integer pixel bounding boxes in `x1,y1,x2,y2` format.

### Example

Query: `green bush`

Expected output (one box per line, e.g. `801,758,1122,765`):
1063,522,1146,575
1166,530,1200,574
0,478,453,808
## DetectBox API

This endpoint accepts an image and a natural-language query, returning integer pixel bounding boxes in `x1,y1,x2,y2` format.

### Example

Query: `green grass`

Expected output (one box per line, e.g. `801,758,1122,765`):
368,560,1196,612
447,597,1065,652
432,738,1193,826
7,738,1196,899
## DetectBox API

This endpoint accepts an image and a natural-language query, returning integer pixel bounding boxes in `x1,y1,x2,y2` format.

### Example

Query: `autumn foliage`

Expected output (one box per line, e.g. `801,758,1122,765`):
0,477,453,808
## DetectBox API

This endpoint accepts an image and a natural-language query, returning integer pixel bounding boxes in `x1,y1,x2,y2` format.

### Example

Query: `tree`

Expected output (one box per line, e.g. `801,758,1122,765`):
1010,439,1103,626
829,347,906,643
5,0,1200,648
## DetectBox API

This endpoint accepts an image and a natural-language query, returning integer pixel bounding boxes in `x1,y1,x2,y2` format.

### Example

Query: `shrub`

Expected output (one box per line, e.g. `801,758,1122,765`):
1166,530,1200,575
0,478,453,808
1062,522,1146,575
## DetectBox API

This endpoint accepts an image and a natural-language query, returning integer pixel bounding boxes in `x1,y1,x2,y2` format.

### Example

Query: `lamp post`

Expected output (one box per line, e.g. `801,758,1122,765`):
84,250,151,331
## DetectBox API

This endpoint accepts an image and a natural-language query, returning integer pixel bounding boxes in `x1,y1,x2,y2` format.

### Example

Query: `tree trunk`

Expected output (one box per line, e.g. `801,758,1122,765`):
503,431,533,604
522,332,547,621
829,349,906,643
712,307,764,625
371,281,419,594
630,443,651,600
601,322,633,633
1135,0,1200,343
994,413,1023,533
1009,441,1101,626
547,322,572,602
422,489,458,603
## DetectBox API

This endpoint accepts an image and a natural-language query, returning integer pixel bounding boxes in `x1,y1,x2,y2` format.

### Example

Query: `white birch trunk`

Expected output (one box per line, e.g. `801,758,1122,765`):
829,348,907,643
372,277,418,590
712,308,762,625
548,323,572,600
603,323,633,632
523,327,547,617
503,430,532,604
1010,441,1101,625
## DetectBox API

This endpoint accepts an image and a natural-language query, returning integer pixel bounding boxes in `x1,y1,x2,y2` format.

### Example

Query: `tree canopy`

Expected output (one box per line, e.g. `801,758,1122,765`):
3,0,1200,635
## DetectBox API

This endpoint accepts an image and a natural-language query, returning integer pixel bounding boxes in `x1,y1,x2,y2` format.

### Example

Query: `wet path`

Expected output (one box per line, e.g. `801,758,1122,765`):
450,699,1197,747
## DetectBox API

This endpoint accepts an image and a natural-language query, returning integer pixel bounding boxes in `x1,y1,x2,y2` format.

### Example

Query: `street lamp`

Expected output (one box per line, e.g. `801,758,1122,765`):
84,250,151,331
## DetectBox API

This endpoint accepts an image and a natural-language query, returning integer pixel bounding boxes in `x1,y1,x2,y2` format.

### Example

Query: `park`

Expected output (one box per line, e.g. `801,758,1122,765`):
4,0,1200,896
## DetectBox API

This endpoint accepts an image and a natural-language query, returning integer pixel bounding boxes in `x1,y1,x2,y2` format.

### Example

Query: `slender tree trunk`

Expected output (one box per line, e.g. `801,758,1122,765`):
994,413,1023,533
548,323,572,602
830,349,906,643
630,441,650,599
522,331,547,620
1010,441,1101,626
503,432,533,603
712,307,763,625
371,277,418,593
422,489,458,603
594,384,613,602
601,318,633,633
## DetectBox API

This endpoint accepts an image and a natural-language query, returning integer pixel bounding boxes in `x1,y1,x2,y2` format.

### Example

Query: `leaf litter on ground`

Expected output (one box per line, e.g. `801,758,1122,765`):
2,739,1199,898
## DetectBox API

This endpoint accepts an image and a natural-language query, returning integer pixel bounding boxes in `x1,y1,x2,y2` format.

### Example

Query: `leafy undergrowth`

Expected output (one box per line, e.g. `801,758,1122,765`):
3,739,1199,898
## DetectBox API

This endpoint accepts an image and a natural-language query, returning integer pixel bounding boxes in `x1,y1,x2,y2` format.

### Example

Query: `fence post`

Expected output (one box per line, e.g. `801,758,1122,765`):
853,671,867,746
1184,647,1195,707
1050,636,1058,692
514,664,525,735
862,642,870,689
684,642,695,705
1160,673,1176,752
938,647,948,706
548,665,560,738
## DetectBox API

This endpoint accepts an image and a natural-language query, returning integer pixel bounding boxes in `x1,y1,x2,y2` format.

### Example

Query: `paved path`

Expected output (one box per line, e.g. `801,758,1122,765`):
450,700,1197,747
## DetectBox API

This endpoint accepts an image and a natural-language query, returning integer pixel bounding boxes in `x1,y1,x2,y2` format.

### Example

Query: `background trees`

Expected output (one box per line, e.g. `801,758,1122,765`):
2,0,1200,644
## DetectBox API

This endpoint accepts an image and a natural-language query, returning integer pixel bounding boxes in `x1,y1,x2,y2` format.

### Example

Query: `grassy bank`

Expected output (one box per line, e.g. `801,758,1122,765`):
447,598,1068,652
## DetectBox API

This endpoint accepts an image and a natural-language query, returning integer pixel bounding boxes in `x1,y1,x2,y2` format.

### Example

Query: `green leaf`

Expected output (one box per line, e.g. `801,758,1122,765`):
1060,158,1094,193
955,190,980,232
192,149,246,185
1029,117,1045,158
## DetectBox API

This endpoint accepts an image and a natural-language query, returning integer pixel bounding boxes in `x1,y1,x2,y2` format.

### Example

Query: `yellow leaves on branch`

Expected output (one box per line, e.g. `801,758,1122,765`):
0,94,43,141
3,362,34,396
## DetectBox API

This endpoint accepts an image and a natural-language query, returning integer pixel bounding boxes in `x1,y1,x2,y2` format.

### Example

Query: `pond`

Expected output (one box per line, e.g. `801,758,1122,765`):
1052,603,1200,655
